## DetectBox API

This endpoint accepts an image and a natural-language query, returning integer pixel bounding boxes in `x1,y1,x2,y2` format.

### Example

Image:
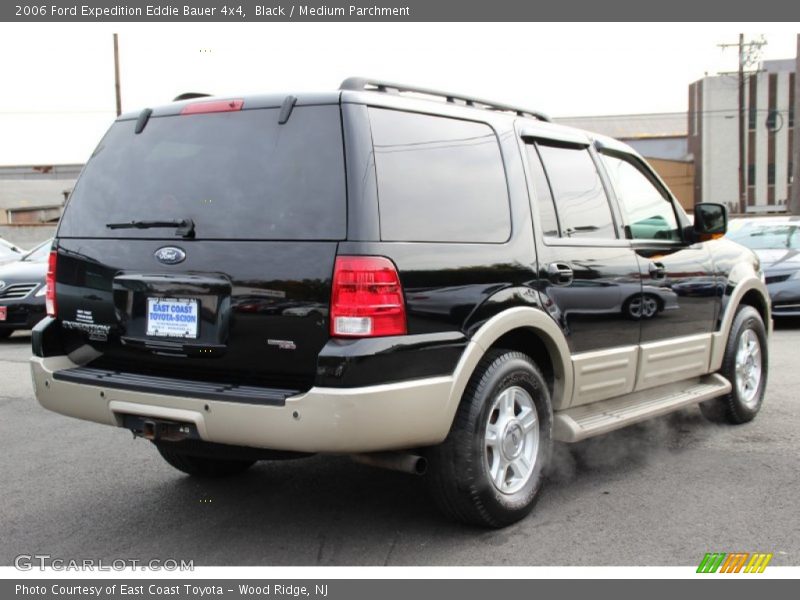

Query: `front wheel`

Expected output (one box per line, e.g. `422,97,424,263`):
427,350,552,528
700,305,768,424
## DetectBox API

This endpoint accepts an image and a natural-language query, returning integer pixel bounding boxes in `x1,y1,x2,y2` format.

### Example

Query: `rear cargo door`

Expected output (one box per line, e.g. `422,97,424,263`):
55,102,346,390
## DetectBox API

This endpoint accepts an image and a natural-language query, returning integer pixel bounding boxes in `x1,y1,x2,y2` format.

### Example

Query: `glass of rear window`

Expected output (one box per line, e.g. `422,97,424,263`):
368,108,511,243
535,143,617,240
58,105,346,241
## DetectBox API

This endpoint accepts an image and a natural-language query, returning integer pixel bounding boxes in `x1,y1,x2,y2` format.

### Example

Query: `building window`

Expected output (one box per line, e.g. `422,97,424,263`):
767,164,776,186
748,75,758,130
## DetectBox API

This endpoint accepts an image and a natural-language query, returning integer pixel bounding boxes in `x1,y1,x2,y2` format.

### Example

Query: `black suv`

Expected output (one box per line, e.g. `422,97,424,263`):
32,79,771,527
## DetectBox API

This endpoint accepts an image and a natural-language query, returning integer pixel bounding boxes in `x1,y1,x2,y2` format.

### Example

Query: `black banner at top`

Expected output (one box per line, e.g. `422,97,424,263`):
3,0,800,22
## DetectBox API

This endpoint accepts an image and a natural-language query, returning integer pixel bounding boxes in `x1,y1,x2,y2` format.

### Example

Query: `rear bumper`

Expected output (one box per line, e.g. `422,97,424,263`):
31,355,455,453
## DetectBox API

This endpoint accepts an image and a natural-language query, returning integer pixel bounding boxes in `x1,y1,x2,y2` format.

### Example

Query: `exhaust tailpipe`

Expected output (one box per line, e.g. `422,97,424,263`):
351,452,428,476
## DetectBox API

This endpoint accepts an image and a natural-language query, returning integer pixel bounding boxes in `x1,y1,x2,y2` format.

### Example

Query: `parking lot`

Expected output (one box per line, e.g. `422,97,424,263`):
1,323,798,567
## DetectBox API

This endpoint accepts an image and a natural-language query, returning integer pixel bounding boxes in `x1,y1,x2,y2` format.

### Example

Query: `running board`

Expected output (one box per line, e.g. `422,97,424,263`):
553,374,731,443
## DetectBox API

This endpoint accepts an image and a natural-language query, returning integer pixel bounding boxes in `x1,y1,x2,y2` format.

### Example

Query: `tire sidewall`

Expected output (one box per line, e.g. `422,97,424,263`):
724,306,768,421
467,355,552,524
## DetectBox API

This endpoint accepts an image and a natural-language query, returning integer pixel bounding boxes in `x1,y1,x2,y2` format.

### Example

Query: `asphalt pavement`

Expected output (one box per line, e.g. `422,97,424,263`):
1,324,798,566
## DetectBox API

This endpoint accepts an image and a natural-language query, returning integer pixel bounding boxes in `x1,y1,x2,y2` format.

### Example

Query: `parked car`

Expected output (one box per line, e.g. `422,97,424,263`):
0,238,24,266
727,217,800,317
0,239,51,339
30,79,770,527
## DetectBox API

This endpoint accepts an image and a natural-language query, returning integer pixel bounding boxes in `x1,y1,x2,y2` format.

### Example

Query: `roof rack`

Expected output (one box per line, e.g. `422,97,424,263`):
340,77,551,123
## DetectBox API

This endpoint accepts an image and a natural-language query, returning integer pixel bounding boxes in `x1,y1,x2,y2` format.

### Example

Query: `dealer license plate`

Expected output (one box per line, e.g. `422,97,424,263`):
146,297,199,339
0,306,6,321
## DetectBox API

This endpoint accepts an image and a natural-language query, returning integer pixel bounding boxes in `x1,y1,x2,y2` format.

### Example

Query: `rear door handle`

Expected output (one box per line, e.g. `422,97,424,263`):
547,262,574,286
649,262,666,280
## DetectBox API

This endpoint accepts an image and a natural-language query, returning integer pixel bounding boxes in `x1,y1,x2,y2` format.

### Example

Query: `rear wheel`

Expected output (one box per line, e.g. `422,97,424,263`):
700,305,768,424
156,444,256,477
427,350,552,528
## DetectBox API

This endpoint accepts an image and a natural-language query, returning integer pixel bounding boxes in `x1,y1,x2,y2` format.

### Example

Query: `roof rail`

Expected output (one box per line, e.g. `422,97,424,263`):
340,77,551,122
173,92,211,102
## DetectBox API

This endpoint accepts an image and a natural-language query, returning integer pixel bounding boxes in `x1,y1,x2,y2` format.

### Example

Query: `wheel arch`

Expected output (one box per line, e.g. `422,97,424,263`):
445,307,573,432
709,276,771,372
738,288,769,325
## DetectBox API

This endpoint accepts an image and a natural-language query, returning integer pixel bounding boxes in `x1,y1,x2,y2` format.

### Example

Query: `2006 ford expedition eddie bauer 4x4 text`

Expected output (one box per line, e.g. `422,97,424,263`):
31,79,771,527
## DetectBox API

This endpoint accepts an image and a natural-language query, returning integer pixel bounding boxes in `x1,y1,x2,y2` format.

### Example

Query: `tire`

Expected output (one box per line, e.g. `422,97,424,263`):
157,444,256,478
427,350,553,528
700,305,768,424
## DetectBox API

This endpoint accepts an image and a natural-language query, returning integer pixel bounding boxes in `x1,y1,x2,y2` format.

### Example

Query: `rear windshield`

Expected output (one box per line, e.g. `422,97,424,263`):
59,105,346,240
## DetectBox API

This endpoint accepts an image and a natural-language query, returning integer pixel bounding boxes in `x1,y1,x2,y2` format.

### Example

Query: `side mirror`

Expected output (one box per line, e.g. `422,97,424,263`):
694,203,727,236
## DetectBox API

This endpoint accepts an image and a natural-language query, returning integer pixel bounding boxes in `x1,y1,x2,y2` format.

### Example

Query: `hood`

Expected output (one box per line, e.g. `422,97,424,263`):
0,256,21,267
752,248,800,273
0,259,47,286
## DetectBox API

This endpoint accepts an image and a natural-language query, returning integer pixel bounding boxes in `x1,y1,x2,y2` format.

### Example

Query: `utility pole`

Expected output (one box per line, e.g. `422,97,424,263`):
718,35,766,215
791,34,800,215
113,33,122,117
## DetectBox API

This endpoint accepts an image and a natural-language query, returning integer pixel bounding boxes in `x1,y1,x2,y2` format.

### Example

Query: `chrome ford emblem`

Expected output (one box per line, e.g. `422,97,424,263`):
154,247,186,265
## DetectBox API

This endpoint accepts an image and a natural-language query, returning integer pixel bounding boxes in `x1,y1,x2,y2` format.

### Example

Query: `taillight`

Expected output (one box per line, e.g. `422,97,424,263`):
330,256,407,338
180,99,244,115
46,250,57,317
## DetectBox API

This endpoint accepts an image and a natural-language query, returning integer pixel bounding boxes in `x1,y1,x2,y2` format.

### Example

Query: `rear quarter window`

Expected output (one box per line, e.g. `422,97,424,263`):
58,105,346,240
368,108,511,243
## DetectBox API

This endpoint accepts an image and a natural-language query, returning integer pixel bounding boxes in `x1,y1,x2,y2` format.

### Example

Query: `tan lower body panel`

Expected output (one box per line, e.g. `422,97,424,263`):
31,356,455,453
570,346,638,407
635,333,712,391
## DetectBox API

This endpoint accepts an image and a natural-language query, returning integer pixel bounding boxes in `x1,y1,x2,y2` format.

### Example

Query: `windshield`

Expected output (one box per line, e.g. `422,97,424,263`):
727,222,800,250
22,240,52,262
59,105,346,241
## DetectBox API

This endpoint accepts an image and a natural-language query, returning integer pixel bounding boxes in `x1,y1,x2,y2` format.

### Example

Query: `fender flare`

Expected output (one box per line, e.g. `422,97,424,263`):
709,275,771,372
443,307,573,430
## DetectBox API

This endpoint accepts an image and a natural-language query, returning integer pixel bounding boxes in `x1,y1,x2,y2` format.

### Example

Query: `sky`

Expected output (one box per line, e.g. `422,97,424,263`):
0,22,797,165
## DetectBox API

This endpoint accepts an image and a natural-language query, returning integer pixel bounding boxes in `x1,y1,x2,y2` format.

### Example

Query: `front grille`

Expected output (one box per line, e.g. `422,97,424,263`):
0,283,38,299
773,302,800,311
765,274,792,285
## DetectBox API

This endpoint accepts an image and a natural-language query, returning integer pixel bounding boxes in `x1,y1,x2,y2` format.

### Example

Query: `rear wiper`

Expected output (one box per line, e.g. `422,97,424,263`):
106,219,195,238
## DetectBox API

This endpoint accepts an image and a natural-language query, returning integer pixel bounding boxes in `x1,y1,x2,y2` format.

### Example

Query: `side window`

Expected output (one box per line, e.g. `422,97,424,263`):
369,108,511,243
524,144,559,237
600,153,681,241
536,143,617,240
